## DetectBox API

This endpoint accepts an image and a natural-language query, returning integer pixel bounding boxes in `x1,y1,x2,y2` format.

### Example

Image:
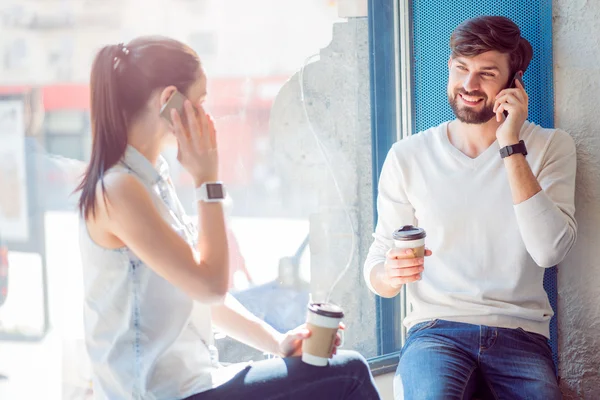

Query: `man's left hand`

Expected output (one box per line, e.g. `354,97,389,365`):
493,78,528,145
277,322,345,358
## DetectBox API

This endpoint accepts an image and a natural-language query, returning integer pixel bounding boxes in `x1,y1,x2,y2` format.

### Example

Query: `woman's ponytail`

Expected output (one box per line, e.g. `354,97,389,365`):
77,44,129,219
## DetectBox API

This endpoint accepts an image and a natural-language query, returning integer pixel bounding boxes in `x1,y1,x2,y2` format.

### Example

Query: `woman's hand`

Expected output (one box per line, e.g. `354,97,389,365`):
277,322,345,358
171,100,219,187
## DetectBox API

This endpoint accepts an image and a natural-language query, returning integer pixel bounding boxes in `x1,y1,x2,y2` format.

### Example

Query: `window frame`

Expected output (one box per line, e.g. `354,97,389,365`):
0,93,51,342
366,0,413,375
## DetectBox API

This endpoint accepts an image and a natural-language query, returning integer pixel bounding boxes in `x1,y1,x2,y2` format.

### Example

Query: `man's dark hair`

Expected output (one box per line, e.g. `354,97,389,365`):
450,16,533,76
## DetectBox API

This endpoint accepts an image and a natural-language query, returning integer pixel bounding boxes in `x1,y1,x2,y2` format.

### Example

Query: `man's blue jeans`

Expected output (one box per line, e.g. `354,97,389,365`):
394,320,561,400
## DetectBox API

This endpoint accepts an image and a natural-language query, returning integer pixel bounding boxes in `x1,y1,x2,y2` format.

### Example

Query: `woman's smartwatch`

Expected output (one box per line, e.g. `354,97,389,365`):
195,182,226,203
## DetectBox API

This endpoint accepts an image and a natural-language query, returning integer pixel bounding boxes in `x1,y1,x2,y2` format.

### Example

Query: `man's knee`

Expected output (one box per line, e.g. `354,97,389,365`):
395,367,476,400
396,338,477,400
532,382,562,400
494,379,562,400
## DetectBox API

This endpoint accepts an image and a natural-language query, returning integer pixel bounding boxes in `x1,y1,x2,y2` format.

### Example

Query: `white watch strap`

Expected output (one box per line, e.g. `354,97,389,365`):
194,182,226,203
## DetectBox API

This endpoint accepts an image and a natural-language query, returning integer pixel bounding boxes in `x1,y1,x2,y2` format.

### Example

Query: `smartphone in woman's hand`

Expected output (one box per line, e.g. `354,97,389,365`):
160,90,189,125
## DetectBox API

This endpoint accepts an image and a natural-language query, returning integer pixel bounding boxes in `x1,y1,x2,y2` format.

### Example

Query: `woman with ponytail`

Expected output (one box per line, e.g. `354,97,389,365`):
78,37,380,400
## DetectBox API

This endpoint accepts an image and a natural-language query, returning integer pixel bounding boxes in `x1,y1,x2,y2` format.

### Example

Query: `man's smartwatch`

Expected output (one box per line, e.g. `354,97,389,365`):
195,182,226,203
499,140,528,159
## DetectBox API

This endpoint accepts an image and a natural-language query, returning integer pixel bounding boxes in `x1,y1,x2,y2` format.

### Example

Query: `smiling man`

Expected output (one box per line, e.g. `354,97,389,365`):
364,16,577,399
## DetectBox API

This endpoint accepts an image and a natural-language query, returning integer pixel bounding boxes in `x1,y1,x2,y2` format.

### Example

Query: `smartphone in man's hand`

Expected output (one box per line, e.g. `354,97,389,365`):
503,72,524,117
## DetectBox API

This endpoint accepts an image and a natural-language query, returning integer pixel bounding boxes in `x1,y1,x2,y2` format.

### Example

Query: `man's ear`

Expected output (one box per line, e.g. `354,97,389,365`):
448,56,453,69
159,86,178,108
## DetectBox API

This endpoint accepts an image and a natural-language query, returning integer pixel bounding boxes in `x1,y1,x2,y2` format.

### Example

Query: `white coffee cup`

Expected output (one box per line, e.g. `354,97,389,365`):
301,303,344,367
393,225,426,258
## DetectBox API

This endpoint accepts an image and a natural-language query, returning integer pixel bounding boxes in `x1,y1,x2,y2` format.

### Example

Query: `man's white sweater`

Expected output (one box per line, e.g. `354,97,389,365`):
364,121,577,338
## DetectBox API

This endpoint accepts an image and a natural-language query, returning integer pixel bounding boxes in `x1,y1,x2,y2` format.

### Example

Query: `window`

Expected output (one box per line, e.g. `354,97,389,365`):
367,0,408,374
0,1,404,398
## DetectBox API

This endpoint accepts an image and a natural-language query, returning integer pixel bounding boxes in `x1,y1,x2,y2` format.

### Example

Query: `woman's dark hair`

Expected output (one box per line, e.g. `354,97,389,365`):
77,36,200,219
450,16,533,78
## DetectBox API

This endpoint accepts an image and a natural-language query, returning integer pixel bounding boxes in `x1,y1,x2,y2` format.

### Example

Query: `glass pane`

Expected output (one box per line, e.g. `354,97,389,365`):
46,136,83,161
0,1,376,398
45,110,88,136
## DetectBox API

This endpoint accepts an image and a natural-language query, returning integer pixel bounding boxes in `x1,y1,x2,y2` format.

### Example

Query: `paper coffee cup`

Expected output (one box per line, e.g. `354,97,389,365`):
301,303,344,367
393,225,426,257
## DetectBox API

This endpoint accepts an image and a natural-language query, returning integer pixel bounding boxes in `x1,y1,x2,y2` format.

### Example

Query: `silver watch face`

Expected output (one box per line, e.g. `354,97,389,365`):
205,183,225,199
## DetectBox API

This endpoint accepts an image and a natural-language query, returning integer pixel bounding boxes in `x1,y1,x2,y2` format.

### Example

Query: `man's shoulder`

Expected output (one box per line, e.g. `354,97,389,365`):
522,122,576,154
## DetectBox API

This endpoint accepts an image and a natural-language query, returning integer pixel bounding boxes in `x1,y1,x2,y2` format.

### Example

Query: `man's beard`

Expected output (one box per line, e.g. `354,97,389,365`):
448,89,495,124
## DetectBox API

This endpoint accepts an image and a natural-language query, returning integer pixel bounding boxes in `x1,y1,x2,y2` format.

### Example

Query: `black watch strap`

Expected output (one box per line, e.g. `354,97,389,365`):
499,140,528,159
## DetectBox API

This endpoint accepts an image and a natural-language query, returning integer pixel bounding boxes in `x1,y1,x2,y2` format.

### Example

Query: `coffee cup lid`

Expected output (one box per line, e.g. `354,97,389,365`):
393,225,426,241
308,303,344,318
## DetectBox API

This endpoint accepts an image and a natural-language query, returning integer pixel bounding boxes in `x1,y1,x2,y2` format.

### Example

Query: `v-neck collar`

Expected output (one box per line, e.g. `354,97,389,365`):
441,121,500,168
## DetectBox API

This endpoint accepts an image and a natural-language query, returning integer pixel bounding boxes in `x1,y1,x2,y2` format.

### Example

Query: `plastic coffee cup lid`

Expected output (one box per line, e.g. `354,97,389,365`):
308,303,344,318
393,225,426,241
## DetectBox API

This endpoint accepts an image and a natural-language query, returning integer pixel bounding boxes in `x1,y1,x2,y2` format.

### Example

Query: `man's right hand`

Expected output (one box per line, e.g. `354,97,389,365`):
384,247,432,288
370,247,432,298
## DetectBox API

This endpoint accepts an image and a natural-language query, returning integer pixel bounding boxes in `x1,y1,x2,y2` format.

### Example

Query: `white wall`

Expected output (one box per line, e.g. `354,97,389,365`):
375,373,394,400
554,1,600,398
